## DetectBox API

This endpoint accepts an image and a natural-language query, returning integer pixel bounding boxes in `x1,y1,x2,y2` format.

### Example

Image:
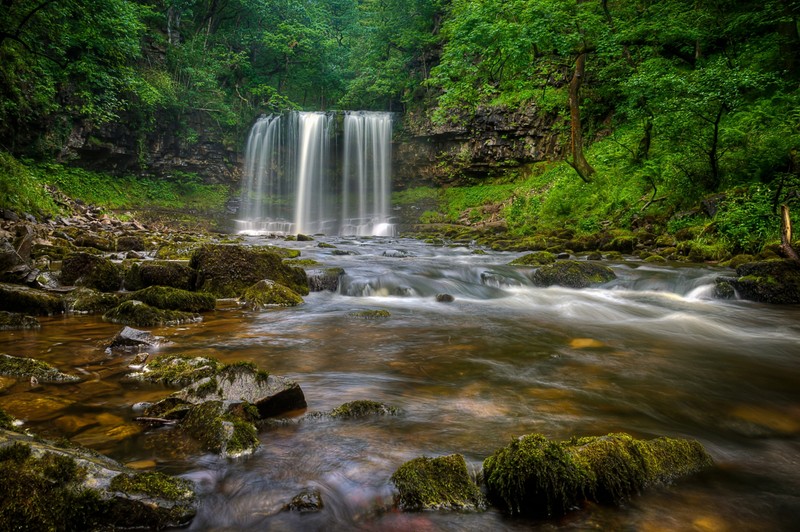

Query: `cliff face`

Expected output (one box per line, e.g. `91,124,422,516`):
61,112,241,185
393,103,564,188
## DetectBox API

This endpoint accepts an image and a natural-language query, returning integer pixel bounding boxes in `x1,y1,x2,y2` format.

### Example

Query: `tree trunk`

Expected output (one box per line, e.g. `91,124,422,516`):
781,204,800,263
567,52,595,183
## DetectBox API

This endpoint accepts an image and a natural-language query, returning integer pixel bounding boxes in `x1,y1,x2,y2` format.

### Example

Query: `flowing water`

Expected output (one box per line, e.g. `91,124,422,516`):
1,237,799,530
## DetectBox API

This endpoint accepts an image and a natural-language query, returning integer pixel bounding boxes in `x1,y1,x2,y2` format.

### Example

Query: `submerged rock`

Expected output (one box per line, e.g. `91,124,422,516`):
190,244,308,298
0,353,79,383
482,432,713,517
348,309,391,319
531,261,616,288
60,252,122,292
240,279,303,309
0,311,40,330
0,429,197,530
285,488,324,512
126,285,216,313
103,300,201,327
107,326,162,352
717,259,800,304
0,282,64,315
330,400,400,419
391,454,487,511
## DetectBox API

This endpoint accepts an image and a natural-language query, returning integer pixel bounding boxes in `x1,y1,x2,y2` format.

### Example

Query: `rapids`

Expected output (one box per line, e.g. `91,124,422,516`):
1,236,799,530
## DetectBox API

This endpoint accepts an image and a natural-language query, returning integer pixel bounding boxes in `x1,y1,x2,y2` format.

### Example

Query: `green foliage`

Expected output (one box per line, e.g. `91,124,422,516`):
714,185,781,254
0,153,60,216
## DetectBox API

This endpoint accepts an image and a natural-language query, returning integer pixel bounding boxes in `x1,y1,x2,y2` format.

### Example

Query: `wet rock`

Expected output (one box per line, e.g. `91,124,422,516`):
509,251,556,266
331,249,358,256
73,234,114,252
719,259,800,304
0,353,80,383
307,267,344,292
714,278,737,299
329,400,400,419
65,287,123,314
180,400,259,457
240,279,303,309
296,234,314,241
0,394,75,421
0,407,15,429
391,454,486,511
586,252,602,260
126,355,223,387
348,309,391,319
123,261,194,291
531,261,617,289
60,252,122,292
103,300,201,327
190,244,308,298
126,285,216,312
435,293,455,303
0,238,26,273
0,282,64,315
0,311,40,330
482,433,712,517
285,488,324,512
108,326,161,352
116,235,146,252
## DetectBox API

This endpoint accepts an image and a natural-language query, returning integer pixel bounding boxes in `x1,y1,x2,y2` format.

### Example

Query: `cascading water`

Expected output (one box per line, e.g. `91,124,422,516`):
341,111,394,236
236,110,395,236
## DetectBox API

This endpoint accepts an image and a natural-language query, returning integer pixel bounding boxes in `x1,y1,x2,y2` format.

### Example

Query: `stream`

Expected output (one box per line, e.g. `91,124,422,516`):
1,235,799,530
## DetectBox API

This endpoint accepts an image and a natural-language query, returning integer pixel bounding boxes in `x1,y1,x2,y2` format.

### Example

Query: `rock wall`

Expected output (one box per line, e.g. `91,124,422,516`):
393,103,564,188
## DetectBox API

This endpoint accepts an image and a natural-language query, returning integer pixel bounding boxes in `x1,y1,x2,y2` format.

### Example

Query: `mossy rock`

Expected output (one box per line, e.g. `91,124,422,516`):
0,282,64,315
722,259,800,304
0,311,40,330
330,400,400,419
531,261,617,289
482,433,712,517
0,353,79,383
714,278,737,299
0,408,14,430
285,488,324,512
60,252,122,292
240,280,303,309
391,454,486,511
103,300,201,327
643,255,666,263
180,401,259,457
66,287,123,314
726,254,756,269
190,244,308,298
73,234,114,252
116,235,146,252
509,251,556,266
127,354,223,387
307,267,345,292
123,261,194,291
154,242,204,260
0,431,197,530
31,243,72,261
126,286,216,313
348,309,391,319
284,258,321,267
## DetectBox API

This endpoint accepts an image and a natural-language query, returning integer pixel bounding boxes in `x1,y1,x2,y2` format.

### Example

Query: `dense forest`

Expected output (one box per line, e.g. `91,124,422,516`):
1,0,800,257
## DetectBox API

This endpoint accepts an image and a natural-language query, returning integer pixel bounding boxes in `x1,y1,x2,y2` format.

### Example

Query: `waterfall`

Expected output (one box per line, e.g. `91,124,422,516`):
236,111,394,236
341,111,394,236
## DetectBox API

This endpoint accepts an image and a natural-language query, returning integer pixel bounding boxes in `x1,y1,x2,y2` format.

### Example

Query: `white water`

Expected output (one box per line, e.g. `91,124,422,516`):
236,111,395,236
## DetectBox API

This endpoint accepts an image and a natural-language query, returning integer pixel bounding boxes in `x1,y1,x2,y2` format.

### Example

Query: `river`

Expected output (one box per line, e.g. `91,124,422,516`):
1,235,799,530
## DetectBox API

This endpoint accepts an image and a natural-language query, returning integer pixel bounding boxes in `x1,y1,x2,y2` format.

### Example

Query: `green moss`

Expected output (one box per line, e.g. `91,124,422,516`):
0,353,80,383
154,242,204,260
509,251,556,266
317,242,336,249
103,300,200,327
391,454,486,511
0,310,40,330
643,255,666,263
330,400,400,419
109,471,194,502
0,407,15,430
60,252,122,292
180,401,259,456
284,258,321,267
66,288,122,314
127,286,216,312
240,280,304,309
531,261,617,288
123,261,193,291
0,282,64,315
193,376,219,398
133,355,223,387
348,309,391,319
482,433,713,517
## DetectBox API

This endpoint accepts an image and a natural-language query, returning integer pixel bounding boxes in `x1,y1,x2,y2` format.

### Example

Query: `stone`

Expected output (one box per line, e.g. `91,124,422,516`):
329,400,400,419
125,285,216,312
482,433,712,517
116,235,146,252
435,293,455,303
103,300,201,327
531,261,617,289
307,267,344,292
126,355,223,387
0,311,40,330
190,244,308,298
285,488,324,512
0,282,64,315
108,326,162,352
509,252,556,266
720,259,800,304
66,287,122,314
240,280,303,309
0,353,80,383
122,261,194,291
60,252,122,292
391,454,486,511
179,400,259,457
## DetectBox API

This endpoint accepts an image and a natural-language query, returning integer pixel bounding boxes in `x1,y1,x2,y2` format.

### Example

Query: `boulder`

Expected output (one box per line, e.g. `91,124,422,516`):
240,280,303,309
125,286,216,313
531,261,616,288
391,454,486,511
103,300,201,327
0,311,40,331
126,354,223,387
718,259,800,304
65,287,122,314
0,282,64,315
435,293,455,303
179,400,260,457
482,433,712,517
0,429,196,530
107,326,162,352
123,261,194,291
284,488,324,512
509,252,556,266
190,244,308,298
116,235,146,252
307,267,344,292
0,353,79,383
60,252,122,292
329,400,400,419
348,309,391,319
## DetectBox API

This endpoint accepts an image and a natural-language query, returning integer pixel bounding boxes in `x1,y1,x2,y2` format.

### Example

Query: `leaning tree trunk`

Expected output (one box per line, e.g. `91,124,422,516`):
780,204,800,263
567,52,595,183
